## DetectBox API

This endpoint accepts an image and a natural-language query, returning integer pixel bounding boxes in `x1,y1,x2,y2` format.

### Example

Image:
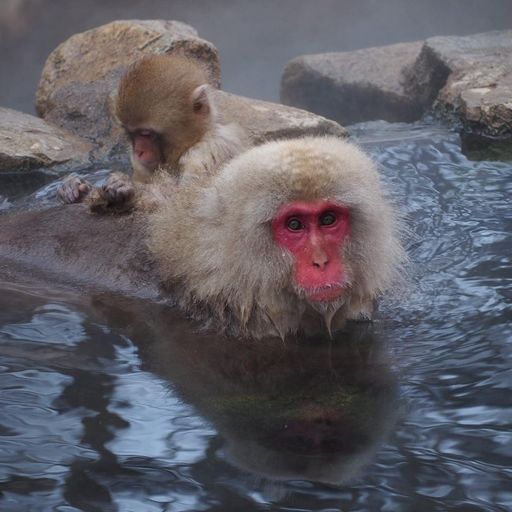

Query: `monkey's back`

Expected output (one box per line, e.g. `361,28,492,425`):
0,205,163,300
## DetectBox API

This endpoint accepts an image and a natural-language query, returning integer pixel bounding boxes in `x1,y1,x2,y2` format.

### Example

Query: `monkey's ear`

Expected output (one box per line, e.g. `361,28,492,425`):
191,84,211,117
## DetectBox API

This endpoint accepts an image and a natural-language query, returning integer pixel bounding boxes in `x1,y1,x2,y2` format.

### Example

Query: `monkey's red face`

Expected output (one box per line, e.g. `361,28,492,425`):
272,201,350,302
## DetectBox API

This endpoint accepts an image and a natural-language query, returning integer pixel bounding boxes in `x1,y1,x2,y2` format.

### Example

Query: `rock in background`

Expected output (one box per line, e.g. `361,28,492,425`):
33,19,345,164
215,92,346,143
0,107,91,172
406,31,512,141
281,42,425,125
281,30,512,152
35,19,221,162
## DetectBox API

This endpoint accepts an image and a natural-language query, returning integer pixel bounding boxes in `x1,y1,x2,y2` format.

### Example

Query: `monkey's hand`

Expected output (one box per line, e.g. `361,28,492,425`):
88,171,136,214
101,172,136,205
57,174,92,204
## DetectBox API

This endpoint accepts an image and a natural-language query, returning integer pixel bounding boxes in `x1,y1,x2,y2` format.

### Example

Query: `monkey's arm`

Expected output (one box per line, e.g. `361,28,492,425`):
87,171,178,215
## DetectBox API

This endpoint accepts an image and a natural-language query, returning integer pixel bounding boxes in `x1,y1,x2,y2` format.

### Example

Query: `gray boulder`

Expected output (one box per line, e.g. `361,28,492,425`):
281,30,512,146
281,42,424,125
405,31,512,139
215,91,347,143
0,107,91,172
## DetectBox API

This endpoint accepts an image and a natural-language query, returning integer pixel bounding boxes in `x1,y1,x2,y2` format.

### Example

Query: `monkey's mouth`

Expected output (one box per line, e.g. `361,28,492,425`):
303,284,345,302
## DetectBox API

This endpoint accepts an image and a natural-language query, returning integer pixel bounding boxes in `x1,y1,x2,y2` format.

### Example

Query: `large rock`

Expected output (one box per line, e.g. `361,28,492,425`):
281,42,424,125
34,19,346,162
0,107,91,171
405,31,512,139
215,91,347,143
281,31,512,146
35,20,220,158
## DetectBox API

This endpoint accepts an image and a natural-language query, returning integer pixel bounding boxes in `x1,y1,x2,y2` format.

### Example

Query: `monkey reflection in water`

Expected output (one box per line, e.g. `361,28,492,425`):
92,293,398,486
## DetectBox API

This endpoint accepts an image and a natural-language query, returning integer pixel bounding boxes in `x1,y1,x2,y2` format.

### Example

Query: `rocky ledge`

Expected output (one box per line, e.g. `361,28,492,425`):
0,107,91,172
1,19,345,173
34,19,345,162
281,30,512,151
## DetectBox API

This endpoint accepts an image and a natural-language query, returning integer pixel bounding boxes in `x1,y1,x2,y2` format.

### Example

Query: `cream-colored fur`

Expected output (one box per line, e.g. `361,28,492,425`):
178,121,248,182
148,136,406,340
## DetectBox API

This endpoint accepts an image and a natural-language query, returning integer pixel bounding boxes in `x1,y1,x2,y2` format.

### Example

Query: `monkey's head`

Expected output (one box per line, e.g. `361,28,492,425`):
150,137,405,339
115,54,214,182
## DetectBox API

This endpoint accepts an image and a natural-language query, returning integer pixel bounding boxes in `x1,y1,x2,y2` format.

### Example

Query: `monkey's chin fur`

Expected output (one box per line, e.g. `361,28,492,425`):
307,296,347,338
303,284,345,303
294,284,348,338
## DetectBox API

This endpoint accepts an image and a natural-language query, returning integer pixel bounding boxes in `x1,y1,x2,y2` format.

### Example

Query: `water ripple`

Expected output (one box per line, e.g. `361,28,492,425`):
0,121,511,511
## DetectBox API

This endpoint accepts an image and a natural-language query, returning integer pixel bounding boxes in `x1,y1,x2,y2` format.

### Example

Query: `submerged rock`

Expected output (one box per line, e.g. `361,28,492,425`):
0,107,91,171
281,30,512,148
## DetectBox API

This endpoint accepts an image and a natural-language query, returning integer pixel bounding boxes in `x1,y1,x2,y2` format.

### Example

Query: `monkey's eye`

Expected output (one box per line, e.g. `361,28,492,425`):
287,218,304,231
319,212,337,226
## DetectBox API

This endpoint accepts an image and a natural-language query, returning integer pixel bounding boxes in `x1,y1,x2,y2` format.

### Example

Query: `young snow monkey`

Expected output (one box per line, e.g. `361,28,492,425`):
57,53,247,209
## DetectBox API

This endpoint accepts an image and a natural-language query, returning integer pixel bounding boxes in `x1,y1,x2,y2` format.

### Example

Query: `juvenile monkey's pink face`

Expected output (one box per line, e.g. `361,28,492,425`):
271,201,350,302
128,129,163,171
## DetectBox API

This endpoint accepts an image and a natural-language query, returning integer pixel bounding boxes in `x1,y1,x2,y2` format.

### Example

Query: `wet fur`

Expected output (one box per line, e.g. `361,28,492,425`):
149,136,406,339
0,205,160,299
1,137,405,340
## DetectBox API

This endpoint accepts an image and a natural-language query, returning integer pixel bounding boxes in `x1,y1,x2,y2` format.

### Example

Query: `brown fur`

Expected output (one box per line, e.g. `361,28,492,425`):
115,53,247,184
0,205,161,299
116,54,212,181
148,136,406,339
58,54,247,208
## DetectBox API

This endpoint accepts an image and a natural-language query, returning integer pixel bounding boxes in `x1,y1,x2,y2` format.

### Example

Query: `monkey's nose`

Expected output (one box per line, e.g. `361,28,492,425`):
312,248,329,269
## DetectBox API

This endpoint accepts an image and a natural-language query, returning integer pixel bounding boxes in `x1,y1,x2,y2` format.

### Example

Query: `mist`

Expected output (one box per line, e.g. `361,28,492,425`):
1,0,511,114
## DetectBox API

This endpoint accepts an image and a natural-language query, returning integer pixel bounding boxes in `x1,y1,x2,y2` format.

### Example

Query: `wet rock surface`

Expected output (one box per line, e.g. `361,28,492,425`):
0,107,92,172
281,30,512,147
410,31,512,139
35,19,221,159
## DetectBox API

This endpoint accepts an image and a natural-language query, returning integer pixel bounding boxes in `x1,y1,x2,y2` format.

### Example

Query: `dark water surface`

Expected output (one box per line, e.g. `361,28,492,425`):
0,123,511,511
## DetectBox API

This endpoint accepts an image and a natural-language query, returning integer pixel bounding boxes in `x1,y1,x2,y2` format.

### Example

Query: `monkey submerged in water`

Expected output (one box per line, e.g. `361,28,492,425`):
58,53,247,208
0,136,404,340
148,136,405,339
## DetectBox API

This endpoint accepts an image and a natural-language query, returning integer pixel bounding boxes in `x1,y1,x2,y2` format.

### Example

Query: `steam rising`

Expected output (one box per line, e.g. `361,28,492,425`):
1,0,511,114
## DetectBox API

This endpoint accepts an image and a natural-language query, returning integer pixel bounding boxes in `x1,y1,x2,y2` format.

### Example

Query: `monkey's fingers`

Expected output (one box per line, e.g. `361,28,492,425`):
102,178,136,205
57,176,92,204
110,185,135,203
